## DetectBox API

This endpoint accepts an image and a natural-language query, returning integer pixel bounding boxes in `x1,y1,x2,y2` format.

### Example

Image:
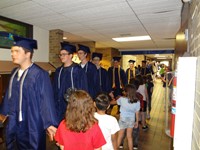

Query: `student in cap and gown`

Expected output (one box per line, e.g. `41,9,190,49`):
77,44,100,98
0,36,58,150
126,60,136,83
91,52,110,93
53,42,87,123
108,57,127,98
140,60,151,76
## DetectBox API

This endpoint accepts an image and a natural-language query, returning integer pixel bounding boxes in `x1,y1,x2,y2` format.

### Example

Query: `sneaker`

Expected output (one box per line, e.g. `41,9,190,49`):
119,144,123,149
142,125,148,131
133,145,138,149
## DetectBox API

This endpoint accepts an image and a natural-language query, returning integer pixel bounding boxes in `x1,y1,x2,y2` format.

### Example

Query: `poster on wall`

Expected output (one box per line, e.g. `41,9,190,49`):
0,16,33,49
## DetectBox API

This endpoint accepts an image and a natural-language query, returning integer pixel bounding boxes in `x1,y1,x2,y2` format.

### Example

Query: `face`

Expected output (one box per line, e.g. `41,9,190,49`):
59,50,71,63
11,46,30,65
129,63,134,69
92,57,100,66
77,50,87,62
142,62,146,67
113,61,119,68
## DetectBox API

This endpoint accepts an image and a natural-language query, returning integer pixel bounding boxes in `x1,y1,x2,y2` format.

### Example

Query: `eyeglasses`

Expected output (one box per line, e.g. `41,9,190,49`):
59,53,70,57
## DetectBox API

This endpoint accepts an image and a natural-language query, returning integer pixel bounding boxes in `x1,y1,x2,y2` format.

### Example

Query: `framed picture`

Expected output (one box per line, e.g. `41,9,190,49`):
0,16,33,48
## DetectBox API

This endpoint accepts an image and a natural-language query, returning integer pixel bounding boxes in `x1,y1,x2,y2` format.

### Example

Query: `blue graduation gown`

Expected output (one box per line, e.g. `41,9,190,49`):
126,68,136,83
80,61,100,98
0,63,58,150
97,67,110,93
108,67,127,98
140,67,151,76
53,63,87,122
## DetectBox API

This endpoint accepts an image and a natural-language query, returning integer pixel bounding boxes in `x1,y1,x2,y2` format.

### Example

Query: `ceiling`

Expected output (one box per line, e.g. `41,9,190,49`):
0,0,183,51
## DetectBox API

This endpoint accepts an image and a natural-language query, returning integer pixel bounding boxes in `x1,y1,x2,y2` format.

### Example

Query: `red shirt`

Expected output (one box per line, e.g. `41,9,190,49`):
55,120,106,150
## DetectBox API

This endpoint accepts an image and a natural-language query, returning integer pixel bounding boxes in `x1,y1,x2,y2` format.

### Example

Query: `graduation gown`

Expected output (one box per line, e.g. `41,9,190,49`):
0,63,58,150
140,67,151,76
53,63,87,122
108,67,127,98
126,68,136,83
97,67,110,93
80,61,100,98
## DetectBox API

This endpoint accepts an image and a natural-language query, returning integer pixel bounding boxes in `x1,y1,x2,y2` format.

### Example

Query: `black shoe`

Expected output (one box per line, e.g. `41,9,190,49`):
142,125,148,131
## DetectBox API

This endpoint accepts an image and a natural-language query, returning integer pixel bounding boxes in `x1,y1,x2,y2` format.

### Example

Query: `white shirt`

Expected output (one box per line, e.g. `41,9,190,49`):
137,84,147,101
94,112,120,150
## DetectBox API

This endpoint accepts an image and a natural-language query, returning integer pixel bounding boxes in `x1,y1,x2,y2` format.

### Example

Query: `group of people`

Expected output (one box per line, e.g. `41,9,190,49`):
0,35,156,150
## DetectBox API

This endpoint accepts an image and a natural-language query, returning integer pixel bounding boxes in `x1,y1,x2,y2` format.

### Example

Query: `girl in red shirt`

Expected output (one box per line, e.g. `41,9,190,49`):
55,90,106,150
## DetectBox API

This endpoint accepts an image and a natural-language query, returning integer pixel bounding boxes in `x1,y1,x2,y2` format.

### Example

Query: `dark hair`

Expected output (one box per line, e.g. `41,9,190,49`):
95,93,110,111
65,90,97,133
124,84,138,103
135,75,144,85
129,78,140,90
23,47,33,59
146,74,153,81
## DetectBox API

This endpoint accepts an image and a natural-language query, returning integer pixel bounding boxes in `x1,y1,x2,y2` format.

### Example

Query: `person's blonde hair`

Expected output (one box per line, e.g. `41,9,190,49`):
65,90,97,132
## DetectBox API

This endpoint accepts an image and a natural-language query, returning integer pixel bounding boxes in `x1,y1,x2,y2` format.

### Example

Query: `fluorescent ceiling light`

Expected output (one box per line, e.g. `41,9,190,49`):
63,37,67,40
112,35,151,42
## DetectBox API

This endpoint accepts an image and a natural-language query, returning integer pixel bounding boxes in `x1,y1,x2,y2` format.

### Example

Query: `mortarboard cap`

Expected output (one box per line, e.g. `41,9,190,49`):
77,44,90,53
128,60,135,63
92,52,103,60
112,56,121,62
13,36,37,52
60,42,76,54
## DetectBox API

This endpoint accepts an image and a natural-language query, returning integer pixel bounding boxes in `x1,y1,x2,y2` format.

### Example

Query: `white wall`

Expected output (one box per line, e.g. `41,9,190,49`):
0,26,49,62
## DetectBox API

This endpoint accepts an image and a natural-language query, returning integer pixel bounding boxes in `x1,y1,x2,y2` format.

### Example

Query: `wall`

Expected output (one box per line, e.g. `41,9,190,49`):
188,1,200,149
122,55,144,71
0,26,49,62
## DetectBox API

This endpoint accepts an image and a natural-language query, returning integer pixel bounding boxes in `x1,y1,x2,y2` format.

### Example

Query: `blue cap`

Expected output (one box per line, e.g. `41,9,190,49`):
92,52,103,60
60,42,76,54
128,60,135,63
13,36,37,52
113,57,121,62
77,44,90,53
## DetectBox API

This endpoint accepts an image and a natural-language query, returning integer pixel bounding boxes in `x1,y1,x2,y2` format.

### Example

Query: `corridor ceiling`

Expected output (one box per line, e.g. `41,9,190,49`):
0,0,182,50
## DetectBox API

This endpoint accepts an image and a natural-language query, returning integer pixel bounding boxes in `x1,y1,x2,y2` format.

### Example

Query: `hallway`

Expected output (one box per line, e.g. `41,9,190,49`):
45,78,173,150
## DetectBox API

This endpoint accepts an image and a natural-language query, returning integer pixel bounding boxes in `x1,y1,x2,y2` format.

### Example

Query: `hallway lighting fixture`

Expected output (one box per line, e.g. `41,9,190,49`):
112,35,151,42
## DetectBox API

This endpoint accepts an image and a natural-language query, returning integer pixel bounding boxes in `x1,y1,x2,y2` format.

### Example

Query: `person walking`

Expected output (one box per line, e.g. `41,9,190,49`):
0,36,58,150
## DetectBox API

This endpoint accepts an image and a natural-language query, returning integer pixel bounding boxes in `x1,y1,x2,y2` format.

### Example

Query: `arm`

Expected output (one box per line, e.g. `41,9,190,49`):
111,132,118,150
47,125,57,141
168,76,175,87
134,111,139,128
110,99,117,105
144,86,149,103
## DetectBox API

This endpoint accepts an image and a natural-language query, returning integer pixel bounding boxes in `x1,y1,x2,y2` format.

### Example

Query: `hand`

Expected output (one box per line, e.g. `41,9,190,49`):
109,92,115,100
47,126,57,141
134,122,139,128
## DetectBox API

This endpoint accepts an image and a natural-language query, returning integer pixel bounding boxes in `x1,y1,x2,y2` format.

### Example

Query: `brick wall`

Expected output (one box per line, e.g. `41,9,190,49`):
49,29,63,68
188,1,200,149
